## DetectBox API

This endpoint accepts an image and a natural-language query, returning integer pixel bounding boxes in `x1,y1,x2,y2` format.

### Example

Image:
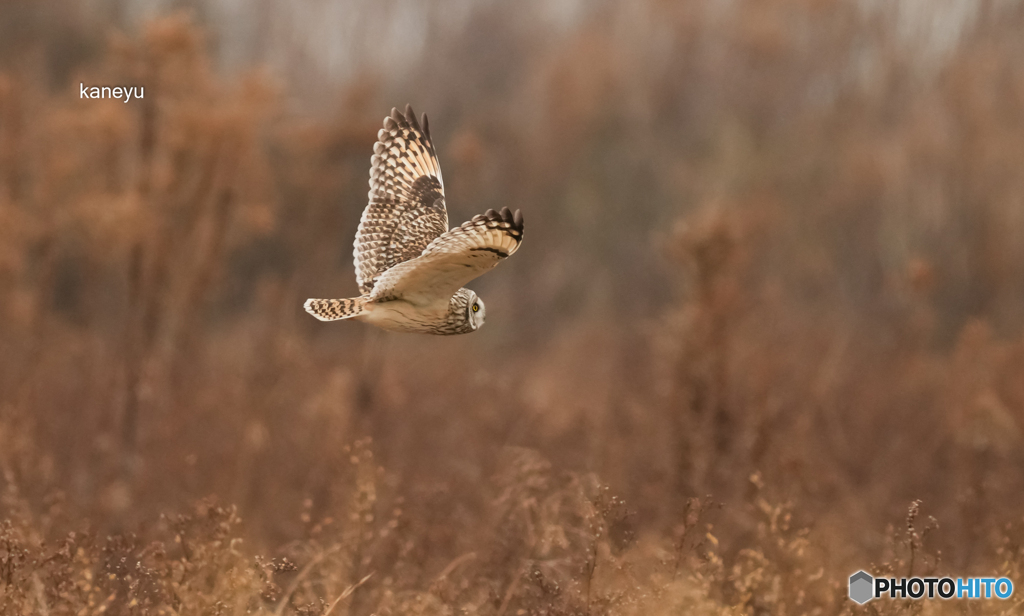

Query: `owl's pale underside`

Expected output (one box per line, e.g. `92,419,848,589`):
304,105,524,335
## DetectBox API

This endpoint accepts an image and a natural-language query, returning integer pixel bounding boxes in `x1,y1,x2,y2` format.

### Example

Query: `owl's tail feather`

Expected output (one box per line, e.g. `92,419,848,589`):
304,297,366,321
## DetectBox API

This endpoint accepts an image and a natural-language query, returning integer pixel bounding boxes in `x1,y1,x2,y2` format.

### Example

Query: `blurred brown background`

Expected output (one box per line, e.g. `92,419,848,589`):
2,1,1024,614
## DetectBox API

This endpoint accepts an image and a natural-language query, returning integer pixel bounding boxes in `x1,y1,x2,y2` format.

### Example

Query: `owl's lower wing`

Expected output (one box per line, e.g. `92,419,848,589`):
354,105,448,295
369,207,524,305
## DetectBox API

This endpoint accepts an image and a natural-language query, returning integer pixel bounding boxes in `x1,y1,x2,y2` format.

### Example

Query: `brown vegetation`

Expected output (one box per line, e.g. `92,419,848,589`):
3,2,1024,614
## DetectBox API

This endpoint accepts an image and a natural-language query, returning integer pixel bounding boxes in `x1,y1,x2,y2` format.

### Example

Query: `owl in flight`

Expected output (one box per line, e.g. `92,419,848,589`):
304,105,524,335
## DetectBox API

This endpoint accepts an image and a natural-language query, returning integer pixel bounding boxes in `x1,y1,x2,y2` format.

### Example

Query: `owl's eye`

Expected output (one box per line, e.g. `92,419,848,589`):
472,303,479,312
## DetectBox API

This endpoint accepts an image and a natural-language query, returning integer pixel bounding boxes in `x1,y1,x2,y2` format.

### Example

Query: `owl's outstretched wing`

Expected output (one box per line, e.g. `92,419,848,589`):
369,207,524,304
354,104,448,295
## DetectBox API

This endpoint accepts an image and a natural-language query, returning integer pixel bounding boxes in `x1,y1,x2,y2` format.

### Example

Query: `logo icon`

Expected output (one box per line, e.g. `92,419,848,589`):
849,570,874,604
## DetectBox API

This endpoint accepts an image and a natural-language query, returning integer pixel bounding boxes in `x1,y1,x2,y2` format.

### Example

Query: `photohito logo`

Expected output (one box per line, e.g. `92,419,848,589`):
849,571,1014,604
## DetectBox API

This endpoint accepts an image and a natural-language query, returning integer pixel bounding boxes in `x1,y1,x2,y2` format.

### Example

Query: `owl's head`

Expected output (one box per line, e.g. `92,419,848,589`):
450,288,485,333
465,289,486,330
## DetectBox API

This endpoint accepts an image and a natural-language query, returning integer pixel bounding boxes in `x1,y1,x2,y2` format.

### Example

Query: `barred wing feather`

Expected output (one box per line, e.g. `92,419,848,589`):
369,207,524,305
353,105,447,295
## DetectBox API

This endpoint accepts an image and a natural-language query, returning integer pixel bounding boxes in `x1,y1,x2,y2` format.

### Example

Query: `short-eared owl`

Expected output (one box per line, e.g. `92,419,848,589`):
304,105,524,335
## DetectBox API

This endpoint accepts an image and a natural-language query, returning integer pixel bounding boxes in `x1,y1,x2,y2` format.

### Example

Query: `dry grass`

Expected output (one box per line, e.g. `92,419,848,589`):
3,2,1024,614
